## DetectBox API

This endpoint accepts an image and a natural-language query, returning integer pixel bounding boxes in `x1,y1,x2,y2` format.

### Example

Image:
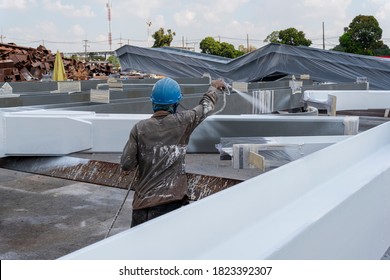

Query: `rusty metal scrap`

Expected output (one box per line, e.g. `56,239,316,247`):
0,43,116,82
0,156,242,201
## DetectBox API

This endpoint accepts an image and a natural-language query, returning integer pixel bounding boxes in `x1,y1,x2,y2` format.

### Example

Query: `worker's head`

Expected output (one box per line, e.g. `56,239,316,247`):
150,77,182,113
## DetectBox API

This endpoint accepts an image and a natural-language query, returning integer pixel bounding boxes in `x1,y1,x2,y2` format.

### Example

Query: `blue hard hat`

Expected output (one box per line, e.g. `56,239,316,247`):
150,77,182,104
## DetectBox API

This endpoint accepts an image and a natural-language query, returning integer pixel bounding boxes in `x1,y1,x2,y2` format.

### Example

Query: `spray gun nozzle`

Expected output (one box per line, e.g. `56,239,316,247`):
222,81,231,95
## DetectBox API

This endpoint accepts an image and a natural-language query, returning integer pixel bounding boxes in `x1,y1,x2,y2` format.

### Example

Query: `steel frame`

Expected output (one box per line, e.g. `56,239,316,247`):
0,110,358,156
60,121,390,260
304,90,390,112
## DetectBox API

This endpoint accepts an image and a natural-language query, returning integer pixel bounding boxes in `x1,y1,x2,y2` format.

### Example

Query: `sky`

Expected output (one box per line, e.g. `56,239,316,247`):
1,0,390,54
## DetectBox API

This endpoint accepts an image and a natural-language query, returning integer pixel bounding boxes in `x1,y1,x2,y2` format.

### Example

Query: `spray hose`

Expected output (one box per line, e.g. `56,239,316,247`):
105,166,139,239
213,81,231,115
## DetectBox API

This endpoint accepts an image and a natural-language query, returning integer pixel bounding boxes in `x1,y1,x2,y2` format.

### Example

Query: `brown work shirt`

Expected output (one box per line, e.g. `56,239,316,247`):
120,86,219,209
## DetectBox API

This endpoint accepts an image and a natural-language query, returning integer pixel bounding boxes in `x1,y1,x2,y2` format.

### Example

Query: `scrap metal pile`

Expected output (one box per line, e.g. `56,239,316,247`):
0,43,116,82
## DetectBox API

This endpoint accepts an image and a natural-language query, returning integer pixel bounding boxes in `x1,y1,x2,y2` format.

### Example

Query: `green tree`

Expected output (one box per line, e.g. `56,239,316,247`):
108,55,120,68
333,15,390,55
88,52,105,61
265,28,312,46
199,37,221,55
152,28,176,47
373,44,390,56
199,37,244,58
264,31,280,43
219,42,238,58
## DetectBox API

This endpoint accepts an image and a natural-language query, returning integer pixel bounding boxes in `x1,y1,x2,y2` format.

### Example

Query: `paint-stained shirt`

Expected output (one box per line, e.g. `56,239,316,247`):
120,86,219,209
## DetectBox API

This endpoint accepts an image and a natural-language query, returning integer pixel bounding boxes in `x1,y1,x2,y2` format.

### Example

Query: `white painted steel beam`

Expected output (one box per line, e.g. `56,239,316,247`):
227,135,350,170
0,110,358,156
304,90,390,111
0,110,93,156
80,113,150,152
0,110,150,157
60,121,390,260
188,115,359,152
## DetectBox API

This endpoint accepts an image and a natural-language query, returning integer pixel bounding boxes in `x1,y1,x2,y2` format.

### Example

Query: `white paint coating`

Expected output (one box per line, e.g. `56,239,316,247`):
304,90,390,111
60,121,390,260
0,111,356,156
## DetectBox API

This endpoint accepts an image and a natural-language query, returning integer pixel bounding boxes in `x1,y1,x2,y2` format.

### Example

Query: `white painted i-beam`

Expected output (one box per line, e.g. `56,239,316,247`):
304,90,390,112
0,110,358,157
60,121,390,260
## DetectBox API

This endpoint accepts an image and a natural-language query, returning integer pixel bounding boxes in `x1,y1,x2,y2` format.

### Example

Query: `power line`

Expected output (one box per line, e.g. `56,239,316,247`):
10,33,390,53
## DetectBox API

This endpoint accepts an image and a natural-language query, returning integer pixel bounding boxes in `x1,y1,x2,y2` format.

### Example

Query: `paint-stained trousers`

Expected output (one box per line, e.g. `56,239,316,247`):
131,197,189,227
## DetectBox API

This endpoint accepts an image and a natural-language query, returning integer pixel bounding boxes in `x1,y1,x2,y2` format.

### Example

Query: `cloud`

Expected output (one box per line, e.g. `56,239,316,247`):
71,24,86,37
212,0,250,14
223,20,256,35
113,0,162,19
154,15,165,28
0,0,36,9
96,34,107,41
35,21,57,34
42,0,95,17
374,2,390,20
173,9,196,27
185,0,250,22
108,0,251,43
303,0,352,20
369,0,386,4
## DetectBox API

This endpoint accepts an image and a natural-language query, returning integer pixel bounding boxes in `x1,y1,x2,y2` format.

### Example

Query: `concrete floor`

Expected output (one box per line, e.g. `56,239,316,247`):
0,167,133,259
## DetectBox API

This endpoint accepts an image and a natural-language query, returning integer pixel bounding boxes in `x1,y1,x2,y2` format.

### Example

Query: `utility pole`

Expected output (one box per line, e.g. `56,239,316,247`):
106,0,112,51
83,39,89,61
118,34,123,47
0,28,5,43
146,20,152,47
322,22,325,50
247,34,249,52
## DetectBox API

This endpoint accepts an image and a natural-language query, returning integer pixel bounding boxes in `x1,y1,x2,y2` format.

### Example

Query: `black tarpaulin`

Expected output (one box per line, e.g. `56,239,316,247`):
115,43,390,90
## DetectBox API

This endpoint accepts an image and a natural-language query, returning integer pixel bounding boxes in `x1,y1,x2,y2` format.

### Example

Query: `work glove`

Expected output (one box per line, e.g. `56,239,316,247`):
211,79,227,93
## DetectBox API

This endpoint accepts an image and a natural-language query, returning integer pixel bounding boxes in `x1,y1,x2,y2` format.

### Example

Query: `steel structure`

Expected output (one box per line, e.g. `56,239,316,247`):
0,110,358,157
0,78,373,116
304,90,390,113
0,77,389,260
60,121,390,259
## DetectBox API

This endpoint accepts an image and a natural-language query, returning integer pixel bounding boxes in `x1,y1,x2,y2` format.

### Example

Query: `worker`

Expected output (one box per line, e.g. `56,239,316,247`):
120,77,226,227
